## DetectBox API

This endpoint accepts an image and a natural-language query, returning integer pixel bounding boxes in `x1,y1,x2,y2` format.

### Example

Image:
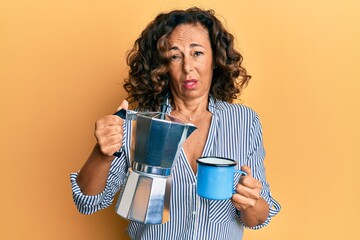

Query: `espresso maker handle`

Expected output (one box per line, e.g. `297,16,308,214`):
112,109,136,158
114,109,127,119
114,109,138,120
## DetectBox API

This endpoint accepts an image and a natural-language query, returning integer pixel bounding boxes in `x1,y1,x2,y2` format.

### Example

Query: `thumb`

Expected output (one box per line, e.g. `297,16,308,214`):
117,99,129,111
241,165,252,177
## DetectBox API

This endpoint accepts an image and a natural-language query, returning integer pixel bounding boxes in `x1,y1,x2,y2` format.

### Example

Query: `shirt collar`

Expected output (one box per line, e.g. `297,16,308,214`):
163,95,226,114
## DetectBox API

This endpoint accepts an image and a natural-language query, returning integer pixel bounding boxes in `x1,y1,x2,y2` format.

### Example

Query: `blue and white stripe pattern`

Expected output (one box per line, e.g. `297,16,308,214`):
70,96,281,240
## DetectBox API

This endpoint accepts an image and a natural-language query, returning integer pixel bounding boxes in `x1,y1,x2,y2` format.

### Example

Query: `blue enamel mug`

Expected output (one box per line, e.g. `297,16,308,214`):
196,157,247,200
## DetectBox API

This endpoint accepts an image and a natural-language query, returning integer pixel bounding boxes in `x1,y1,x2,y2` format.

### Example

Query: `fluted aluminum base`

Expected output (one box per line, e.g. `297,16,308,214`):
115,169,171,224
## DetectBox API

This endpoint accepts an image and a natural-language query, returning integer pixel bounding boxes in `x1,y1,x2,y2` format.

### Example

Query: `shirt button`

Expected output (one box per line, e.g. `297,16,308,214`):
192,182,196,186
192,211,196,215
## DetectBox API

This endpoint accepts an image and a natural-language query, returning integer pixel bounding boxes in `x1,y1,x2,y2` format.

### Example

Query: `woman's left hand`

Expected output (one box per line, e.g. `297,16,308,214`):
231,165,262,211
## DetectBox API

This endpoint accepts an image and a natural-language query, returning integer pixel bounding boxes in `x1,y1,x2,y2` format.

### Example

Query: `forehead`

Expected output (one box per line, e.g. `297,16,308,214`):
167,23,210,47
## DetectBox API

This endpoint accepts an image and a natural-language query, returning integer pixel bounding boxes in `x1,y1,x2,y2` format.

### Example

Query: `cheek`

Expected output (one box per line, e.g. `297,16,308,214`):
198,64,213,81
196,57,213,74
168,65,181,80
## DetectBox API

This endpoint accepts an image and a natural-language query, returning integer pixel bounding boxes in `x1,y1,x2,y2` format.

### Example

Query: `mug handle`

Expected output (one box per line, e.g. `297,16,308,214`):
232,170,247,194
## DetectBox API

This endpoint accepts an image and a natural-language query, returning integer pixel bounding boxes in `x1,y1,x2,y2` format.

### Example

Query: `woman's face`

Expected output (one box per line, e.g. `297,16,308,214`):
166,23,214,102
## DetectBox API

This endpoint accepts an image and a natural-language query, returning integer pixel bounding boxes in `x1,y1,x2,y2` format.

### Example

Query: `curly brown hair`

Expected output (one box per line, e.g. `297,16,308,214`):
123,7,251,111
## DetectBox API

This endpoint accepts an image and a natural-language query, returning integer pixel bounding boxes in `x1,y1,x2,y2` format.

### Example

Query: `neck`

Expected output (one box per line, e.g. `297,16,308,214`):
171,93,209,111
171,95,209,122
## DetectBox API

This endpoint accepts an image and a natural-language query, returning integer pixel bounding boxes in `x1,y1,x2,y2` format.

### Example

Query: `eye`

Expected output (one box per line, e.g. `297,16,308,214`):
170,54,181,60
194,51,204,56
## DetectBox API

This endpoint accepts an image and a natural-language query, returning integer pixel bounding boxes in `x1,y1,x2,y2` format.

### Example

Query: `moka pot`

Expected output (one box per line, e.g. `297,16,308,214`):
114,110,196,224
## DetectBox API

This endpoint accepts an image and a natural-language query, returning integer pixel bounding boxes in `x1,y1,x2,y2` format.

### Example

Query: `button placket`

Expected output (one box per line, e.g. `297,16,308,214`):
191,181,197,216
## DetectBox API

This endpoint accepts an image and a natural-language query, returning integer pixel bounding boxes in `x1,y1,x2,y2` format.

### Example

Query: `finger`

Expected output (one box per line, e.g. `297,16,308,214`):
241,165,252,177
241,175,262,189
95,124,123,138
96,133,122,151
117,99,129,111
235,183,261,200
97,133,123,155
103,134,123,146
95,116,123,130
231,193,257,209
97,132,123,145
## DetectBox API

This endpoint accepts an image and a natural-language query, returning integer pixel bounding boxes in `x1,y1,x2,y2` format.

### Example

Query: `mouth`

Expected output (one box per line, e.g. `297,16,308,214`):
182,79,198,89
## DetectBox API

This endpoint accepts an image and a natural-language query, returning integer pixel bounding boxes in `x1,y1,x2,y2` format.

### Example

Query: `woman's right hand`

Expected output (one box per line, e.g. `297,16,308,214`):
94,100,128,157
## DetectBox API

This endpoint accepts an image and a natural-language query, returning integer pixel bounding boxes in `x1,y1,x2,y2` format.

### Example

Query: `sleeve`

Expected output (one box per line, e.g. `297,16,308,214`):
240,113,281,229
70,151,129,214
70,121,130,215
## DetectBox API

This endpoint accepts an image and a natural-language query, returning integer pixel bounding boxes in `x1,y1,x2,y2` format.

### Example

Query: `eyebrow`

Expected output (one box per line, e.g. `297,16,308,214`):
169,43,205,50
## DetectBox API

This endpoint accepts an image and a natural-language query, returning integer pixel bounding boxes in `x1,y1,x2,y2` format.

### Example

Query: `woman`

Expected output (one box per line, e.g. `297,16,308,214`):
71,7,280,239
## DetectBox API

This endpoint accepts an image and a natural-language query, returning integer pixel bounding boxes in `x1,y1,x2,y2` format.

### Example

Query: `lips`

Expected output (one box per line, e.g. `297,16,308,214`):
182,79,198,89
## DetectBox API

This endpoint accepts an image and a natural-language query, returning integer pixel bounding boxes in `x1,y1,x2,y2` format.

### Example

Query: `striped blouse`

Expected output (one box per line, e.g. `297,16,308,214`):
70,97,281,240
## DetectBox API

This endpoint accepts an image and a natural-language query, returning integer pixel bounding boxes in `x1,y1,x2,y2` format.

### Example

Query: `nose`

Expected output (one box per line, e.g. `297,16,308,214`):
183,55,194,73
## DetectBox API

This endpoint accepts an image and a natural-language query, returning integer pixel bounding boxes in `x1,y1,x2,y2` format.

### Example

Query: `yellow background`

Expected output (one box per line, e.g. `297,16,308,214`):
1,0,359,239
